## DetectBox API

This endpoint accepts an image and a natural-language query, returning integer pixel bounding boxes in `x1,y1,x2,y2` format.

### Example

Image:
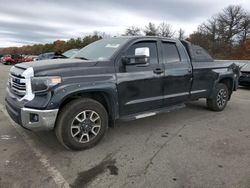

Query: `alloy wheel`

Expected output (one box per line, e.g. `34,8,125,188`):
216,89,227,108
70,110,101,143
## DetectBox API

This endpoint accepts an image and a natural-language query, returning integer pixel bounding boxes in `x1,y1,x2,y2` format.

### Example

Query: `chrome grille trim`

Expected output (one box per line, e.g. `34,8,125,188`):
9,67,35,101
9,73,26,97
12,82,26,90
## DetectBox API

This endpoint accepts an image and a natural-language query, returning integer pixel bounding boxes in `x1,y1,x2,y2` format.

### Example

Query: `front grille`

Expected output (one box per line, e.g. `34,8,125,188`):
8,66,34,101
9,72,26,97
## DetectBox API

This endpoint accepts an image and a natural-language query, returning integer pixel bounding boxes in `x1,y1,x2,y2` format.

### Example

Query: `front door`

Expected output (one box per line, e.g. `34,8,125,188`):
116,40,164,116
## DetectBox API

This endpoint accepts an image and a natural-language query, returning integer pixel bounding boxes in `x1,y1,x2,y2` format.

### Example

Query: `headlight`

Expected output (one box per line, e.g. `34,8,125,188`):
31,76,62,94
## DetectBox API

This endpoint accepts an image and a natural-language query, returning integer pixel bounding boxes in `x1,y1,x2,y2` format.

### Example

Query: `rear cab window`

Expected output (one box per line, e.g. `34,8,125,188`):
162,42,181,63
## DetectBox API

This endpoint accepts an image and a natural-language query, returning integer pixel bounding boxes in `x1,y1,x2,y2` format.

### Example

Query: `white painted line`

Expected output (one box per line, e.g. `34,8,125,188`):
1,135,16,140
0,104,70,188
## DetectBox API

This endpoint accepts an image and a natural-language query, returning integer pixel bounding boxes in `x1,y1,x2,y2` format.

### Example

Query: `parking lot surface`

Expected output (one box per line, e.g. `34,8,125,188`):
0,64,250,188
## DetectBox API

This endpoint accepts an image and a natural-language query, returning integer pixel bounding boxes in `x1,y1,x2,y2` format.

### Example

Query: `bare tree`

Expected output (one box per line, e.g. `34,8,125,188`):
197,17,220,53
144,22,158,36
189,5,250,58
178,28,185,40
157,22,175,37
238,13,250,44
125,26,141,36
217,5,247,45
200,17,218,41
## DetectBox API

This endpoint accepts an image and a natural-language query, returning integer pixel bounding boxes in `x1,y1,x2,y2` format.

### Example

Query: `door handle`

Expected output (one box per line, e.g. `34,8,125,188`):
154,68,164,74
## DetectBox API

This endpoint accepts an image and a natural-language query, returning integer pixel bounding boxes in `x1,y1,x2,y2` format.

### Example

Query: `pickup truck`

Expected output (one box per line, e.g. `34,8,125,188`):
5,36,240,150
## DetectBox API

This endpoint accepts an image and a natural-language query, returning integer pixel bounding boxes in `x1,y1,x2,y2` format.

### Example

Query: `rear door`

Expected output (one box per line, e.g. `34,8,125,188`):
161,40,192,106
116,39,164,116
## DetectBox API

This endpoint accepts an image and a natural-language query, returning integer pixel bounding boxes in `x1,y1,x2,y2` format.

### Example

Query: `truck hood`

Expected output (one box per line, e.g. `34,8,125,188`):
15,58,113,77
15,58,97,70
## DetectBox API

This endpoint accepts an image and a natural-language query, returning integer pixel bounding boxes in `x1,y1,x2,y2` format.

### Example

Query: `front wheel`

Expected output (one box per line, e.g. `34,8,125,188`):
55,98,108,150
207,83,229,111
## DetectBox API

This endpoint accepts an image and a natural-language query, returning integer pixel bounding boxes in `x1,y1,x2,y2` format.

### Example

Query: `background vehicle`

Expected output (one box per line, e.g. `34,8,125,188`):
62,49,79,58
26,55,38,61
1,54,33,65
0,54,6,63
5,37,240,150
36,52,65,61
239,63,250,86
36,49,79,61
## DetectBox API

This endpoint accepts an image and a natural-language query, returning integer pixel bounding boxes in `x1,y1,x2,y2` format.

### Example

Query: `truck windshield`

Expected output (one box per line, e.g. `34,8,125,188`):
73,38,129,61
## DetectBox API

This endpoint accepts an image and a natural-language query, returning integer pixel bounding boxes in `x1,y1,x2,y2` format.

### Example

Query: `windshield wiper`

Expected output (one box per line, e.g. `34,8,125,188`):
74,56,89,60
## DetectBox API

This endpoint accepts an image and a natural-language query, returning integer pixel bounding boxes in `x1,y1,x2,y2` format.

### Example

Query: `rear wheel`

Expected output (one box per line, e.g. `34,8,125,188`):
55,98,108,150
207,83,229,111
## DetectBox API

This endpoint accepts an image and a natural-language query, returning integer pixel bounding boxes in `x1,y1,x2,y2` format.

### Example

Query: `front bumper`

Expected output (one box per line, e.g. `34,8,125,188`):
5,88,58,131
20,108,58,131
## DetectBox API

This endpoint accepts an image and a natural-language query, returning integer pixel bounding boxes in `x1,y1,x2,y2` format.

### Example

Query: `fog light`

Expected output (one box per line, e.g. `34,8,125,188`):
30,113,39,122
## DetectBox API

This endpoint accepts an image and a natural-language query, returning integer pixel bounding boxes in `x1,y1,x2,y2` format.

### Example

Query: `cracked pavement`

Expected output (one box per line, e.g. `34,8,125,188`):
0,64,250,188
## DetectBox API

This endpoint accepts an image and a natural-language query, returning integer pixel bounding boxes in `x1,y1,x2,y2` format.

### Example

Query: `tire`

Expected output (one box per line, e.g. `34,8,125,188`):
207,83,229,111
55,98,108,150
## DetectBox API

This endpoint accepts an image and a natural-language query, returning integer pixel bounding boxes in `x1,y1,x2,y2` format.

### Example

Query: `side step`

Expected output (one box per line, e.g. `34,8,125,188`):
119,103,186,121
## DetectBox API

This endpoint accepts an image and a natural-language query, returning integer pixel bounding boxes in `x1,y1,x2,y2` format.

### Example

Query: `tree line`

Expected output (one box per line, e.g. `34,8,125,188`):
0,5,249,59
0,32,103,55
124,5,250,59
124,23,185,39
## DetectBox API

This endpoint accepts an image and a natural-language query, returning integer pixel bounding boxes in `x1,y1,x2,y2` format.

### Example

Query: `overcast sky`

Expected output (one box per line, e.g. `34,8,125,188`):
0,0,250,47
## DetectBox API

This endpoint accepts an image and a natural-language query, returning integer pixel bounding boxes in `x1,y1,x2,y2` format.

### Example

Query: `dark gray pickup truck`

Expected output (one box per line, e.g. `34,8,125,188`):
239,63,250,86
5,36,240,150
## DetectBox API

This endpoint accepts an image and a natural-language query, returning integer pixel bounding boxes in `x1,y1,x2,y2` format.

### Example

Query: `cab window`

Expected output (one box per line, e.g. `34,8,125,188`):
162,42,181,63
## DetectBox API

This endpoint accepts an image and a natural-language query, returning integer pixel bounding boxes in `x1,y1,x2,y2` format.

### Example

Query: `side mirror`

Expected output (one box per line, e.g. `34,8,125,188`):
135,47,150,56
122,47,150,65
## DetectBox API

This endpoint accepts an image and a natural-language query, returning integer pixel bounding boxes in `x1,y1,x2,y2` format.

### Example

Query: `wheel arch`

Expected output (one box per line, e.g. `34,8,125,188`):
58,90,118,122
217,77,234,99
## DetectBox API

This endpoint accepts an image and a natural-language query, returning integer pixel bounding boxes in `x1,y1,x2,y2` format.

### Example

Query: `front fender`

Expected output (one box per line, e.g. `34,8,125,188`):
46,81,119,119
